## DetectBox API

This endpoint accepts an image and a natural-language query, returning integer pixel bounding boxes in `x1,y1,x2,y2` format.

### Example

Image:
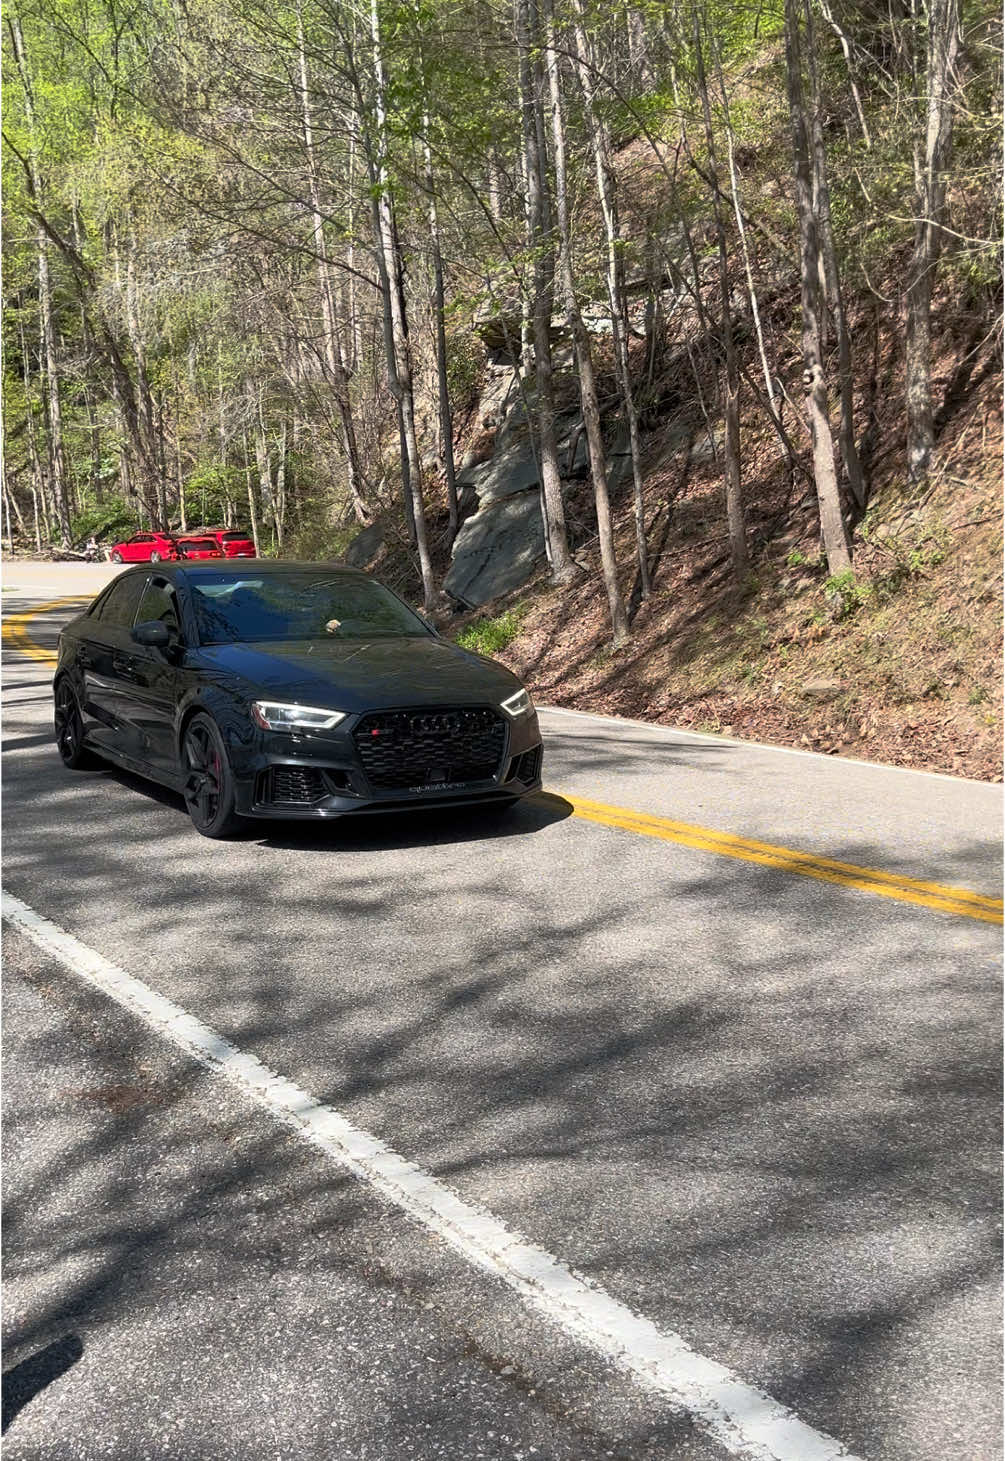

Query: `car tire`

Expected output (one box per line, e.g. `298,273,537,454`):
150,551,162,563
110,551,123,563
54,679,96,769
182,712,242,839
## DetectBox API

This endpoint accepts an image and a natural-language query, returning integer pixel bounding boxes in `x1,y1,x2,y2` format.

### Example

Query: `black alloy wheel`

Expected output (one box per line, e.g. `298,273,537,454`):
54,679,94,769
110,551,123,563
182,712,241,838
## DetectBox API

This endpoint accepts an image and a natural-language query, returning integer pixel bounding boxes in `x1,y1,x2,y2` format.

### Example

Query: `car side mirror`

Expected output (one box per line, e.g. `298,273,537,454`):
131,620,173,649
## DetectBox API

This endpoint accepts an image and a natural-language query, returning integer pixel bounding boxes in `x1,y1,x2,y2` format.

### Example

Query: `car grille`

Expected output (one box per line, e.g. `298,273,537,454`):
354,707,506,791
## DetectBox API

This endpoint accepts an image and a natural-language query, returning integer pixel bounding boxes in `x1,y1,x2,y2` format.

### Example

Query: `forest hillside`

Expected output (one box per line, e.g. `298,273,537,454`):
3,0,1002,778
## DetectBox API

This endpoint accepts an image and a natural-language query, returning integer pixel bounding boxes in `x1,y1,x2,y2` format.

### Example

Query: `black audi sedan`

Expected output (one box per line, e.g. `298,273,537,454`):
53,562,543,838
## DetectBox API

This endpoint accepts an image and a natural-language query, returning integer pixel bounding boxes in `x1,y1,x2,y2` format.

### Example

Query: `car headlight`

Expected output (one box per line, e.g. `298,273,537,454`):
251,701,347,732
500,688,533,718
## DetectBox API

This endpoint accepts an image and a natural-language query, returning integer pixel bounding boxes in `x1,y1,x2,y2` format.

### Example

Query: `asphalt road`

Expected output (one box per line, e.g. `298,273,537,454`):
2,568,1002,1461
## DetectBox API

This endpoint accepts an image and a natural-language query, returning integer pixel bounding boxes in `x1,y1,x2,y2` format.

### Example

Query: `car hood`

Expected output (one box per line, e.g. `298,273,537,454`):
195,635,525,713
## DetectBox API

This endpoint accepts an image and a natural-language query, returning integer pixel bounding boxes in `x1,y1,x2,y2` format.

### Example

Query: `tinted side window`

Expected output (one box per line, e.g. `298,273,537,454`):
97,575,147,628
136,580,180,633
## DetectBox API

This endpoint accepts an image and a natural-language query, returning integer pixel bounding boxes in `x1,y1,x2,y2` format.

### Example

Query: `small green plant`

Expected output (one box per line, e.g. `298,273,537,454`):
872,521,951,597
968,684,989,706
908,539,946,574
785,549,806,568
824,570,871,619
456,608,524,657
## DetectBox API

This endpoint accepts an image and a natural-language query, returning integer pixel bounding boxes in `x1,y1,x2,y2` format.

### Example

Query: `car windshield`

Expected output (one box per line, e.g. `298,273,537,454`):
189,571,429,645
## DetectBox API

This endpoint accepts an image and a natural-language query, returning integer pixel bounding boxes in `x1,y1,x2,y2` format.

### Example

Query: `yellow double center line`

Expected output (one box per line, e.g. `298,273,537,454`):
5,598,1002,925
3,596,86,666
562,795,1004,925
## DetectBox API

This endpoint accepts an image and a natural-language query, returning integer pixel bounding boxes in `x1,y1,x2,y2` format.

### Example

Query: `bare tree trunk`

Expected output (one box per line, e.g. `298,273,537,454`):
345,131,364,373
241,429,261,555
275,420,288,542
123,222,164,528
515,0,577,586
712,38,783,442
72,203,104,507
296,2,370,526
571,0,650,604
905,0,960,482
803,0,866,510
545,0,627,641
3,445,26,546
216,347,229,518
36,231,69,539
691,3,748,579
154,392,169,527
3,472,26,536
421,95,459,540
31,485,42,551
19,317,52,541
817,0,872,148
486,150,503,222
785,0,852,574
174,416,187,531
8,10,72,546
253,389,282,552
369,0,436,606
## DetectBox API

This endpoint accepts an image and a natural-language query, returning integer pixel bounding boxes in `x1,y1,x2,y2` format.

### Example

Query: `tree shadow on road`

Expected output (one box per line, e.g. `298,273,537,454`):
2,698,1002,1460
2,1335,83,1435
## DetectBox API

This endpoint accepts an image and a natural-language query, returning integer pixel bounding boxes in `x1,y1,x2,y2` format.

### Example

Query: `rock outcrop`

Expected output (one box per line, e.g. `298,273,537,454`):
444,388,597,606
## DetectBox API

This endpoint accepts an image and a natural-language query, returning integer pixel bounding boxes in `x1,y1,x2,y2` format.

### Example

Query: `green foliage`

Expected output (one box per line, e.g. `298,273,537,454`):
185,464,246,527
1,0,1000,625
282,519,358,561
824,570,871,618
455,609,524,657
445,331,482,408
864,520,951,596
70,496,133,543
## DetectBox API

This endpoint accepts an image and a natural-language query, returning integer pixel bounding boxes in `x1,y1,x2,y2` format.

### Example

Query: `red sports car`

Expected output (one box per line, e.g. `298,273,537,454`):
175,535,224,560
108,532,179,564
212,529,257,558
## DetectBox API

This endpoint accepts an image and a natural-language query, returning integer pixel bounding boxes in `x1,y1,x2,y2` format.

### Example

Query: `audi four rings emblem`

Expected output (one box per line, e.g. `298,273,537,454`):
409,713,461,736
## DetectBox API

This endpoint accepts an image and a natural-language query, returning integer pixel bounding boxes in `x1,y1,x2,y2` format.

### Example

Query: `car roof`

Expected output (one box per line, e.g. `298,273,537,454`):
112,560,372,581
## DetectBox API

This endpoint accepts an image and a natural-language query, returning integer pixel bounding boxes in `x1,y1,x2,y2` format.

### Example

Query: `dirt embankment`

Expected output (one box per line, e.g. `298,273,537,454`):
453,304,1003,784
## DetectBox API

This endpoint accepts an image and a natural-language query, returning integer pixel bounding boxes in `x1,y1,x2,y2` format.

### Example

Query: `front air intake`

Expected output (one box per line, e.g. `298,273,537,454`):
268,766,327,804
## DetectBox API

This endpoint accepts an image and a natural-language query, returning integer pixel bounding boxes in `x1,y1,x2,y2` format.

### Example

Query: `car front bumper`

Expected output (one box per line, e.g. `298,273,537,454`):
228,709,543,819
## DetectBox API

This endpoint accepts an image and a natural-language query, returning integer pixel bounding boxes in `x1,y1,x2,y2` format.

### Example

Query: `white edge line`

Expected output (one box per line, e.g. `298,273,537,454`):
537,703,998,789
2,888,862,1461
